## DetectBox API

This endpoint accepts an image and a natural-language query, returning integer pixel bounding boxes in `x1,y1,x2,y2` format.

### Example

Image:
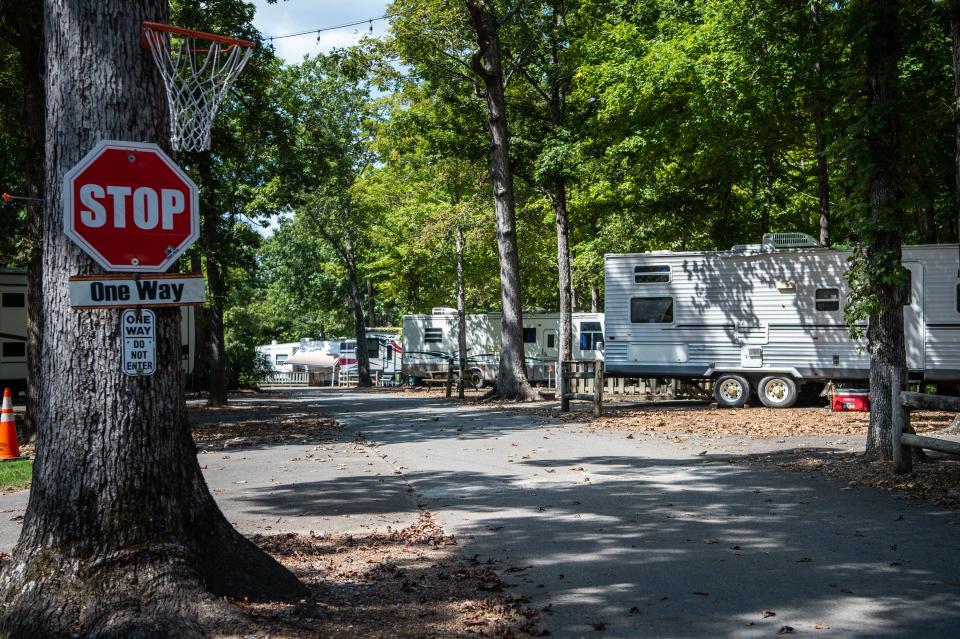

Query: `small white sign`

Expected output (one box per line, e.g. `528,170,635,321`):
121,309,156,377
69,274,205,308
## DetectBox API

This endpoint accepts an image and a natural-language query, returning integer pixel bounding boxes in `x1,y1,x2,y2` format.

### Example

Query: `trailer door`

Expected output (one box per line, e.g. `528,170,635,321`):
903,262,925,370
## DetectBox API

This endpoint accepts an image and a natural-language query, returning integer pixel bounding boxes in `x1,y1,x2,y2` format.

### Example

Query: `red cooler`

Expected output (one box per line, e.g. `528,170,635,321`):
832,390,870,412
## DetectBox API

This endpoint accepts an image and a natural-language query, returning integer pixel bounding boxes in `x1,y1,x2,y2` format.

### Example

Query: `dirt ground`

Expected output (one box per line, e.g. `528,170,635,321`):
233,512,543,638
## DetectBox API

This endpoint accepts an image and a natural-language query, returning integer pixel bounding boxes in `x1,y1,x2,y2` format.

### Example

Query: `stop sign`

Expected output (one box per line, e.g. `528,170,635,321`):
63,140,199,272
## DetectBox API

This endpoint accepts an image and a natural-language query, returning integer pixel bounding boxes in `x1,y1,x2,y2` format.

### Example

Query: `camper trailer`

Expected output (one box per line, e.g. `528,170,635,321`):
0,268,195,391
401,309,606,386
336,332,402,383
603,233,960,408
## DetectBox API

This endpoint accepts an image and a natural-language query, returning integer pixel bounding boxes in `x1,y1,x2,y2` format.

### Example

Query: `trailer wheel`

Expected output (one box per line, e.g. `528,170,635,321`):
468,369,484,390
757,376,798,408
714,374,751,408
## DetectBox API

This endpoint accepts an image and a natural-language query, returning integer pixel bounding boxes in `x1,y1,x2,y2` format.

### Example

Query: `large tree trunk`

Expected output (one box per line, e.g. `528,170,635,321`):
952,5,960,249
455,225,467,398
466,0,535,400
863,0,906,461
345,231,372,387
0,3,305,635
810,0,830,246
11,3,44,442
198,153,228,406
366,279,375,327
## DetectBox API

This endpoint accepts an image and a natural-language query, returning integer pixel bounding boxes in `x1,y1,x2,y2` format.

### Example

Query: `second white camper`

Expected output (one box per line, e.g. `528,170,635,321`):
401,309,605,386
604,235,960,408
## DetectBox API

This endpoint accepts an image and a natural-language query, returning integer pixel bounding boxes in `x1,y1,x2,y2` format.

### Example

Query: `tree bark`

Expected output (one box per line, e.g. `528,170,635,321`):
366,279,375,327
951,5,960,251
810,0,830,246
863,0,906,461
591,284,600,313
909,161,936,244
553,178,573,365
0,2,305,636
455,225,467,398
200,172,228,406
344,229,372,387
466,0,535,400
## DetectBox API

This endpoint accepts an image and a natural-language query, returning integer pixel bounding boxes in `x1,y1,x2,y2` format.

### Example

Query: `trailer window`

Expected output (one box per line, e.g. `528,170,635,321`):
815,288,840,311
630,297,674,323
547,333,555,348
275,354,288,365
523,327,537,343
424,328,443,343
2,342,25,359
902,270,911,306
634,265,670,283
367,337,379,358
386,345,393,361
579,321,604,349
1,293,24,308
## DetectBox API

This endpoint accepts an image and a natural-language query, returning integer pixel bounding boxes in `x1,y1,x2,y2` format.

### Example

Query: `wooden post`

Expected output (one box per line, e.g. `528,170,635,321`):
559,360,569,412
891,366,912,474
593,358,603,417
445,356,454,398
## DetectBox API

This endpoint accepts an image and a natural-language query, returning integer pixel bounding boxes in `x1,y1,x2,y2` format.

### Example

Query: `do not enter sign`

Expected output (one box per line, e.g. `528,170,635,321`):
63,140,199,272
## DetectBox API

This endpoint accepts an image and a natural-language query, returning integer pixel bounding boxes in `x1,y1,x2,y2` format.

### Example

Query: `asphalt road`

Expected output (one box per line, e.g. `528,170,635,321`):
1,388,959,639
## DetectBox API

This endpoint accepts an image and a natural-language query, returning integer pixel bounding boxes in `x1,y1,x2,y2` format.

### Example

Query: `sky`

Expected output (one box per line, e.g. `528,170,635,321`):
251,0,391,64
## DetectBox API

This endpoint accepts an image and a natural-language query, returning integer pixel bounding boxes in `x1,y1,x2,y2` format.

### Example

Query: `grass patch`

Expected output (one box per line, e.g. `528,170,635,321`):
0,459,32,491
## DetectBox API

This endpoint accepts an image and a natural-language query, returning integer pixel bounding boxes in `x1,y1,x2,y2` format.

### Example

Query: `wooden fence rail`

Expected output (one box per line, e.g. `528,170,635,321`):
892,367,960,474
559,359,603,416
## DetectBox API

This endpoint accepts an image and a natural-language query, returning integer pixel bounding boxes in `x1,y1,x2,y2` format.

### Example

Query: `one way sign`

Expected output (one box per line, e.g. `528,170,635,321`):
121,309,156,377
69,273,205,308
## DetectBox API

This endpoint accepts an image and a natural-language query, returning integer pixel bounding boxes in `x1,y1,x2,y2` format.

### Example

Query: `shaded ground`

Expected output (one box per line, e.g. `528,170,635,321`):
226,512,543,638
314,389,960,639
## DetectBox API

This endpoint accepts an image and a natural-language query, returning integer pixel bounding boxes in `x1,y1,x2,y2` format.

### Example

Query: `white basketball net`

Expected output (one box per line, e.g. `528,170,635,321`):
142,24,254,152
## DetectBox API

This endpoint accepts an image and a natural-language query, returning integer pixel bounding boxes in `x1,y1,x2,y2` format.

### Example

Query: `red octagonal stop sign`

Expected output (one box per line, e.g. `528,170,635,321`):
63,140,199,272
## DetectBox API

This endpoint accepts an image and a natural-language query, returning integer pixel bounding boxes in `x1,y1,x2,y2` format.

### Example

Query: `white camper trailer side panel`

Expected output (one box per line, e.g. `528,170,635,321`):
604,249,871,380
904,245,960,381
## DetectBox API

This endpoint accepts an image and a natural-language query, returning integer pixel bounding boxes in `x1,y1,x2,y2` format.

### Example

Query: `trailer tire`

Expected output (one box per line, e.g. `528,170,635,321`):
714,374,751,408
468,369,484,390
757,375,798,408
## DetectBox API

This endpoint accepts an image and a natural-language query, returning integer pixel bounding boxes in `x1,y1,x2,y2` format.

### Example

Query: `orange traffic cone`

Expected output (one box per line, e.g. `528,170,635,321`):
0,388,20,460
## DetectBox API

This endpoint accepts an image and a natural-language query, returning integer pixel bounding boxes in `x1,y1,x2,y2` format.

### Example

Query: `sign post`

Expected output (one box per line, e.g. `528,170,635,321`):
121,309,156,377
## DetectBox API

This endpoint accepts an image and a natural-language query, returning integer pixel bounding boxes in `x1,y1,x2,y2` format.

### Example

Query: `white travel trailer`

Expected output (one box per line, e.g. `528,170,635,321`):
0,268,195,391
402,308,606,386
603,233,960,408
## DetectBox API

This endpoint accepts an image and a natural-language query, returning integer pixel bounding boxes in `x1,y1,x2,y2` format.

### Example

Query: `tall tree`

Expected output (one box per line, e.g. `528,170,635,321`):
464,0,537,399
276,53,376,386
0,1,304,634
853,0,908,460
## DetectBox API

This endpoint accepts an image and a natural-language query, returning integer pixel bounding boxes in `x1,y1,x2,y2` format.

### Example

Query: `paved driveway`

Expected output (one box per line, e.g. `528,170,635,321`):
1,389,959,638
318,390,960,639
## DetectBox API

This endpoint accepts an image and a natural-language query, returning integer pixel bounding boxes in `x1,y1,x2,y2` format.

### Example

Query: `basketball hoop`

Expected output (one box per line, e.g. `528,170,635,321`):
141,21,255,152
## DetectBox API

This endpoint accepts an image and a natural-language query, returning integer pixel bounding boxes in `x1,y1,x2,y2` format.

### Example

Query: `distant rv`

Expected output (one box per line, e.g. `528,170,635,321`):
401,309,605,387
603,233,960,408
336,332,402,382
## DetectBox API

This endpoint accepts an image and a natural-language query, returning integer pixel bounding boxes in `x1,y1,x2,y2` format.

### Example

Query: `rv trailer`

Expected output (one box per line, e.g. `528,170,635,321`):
401,309,605,386
336,332,402,383
603,234,960,408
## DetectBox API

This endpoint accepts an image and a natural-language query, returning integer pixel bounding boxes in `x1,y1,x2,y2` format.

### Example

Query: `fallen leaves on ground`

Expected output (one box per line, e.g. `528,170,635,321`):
747,450,960,509
231,512,544,638
190,402,341,448
512,404,955,438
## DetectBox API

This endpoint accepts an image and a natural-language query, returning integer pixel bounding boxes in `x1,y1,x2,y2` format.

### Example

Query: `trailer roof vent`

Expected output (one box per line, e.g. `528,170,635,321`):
432,307,457,315
762,232,821,249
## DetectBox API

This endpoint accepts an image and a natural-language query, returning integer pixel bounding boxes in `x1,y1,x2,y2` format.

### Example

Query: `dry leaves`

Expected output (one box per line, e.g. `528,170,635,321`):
233,512,544,638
